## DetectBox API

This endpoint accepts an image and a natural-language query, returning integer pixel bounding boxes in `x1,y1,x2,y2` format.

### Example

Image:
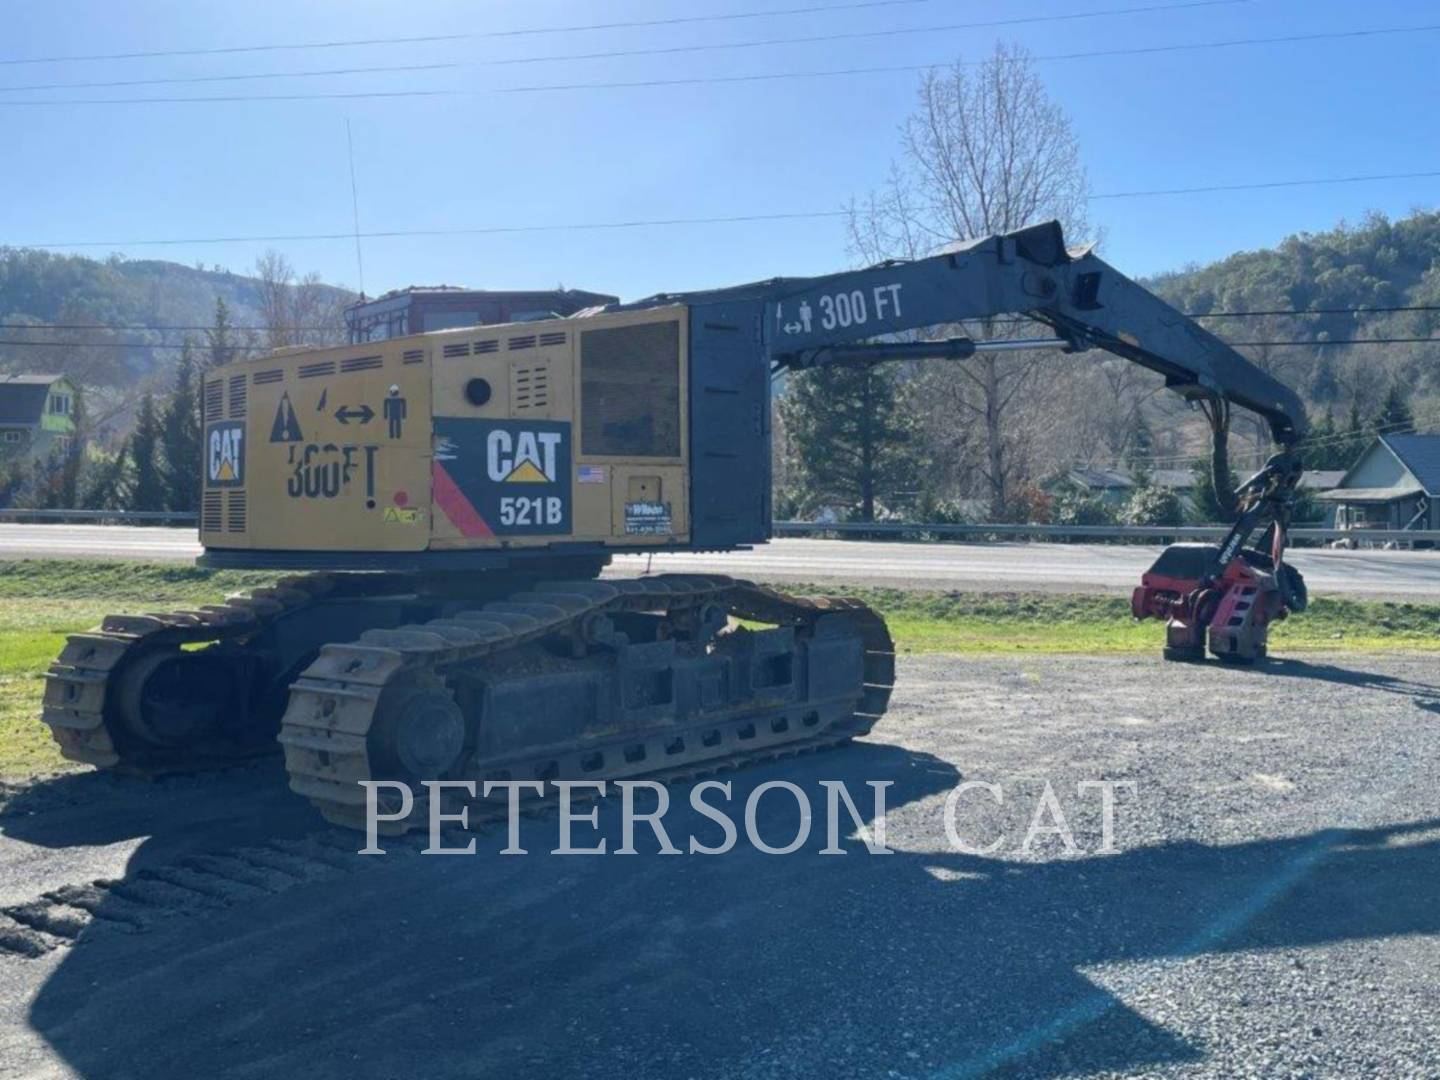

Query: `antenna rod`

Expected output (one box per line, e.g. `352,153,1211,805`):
345,118,366,300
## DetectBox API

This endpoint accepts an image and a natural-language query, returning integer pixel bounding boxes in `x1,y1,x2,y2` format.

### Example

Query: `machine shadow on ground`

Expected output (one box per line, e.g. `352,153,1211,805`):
9,738,1439,1079
1253,657,1440,709
0,760,317,862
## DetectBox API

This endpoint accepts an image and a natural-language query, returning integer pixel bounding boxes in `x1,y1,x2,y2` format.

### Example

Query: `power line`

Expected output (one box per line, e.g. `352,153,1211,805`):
1229,336,1440,347
4,335,1440,353
9,304,1440,335
1092,169,1440,201
12,210,852,248
3,22,1439,105
0,323,311,332
1194,304,1440,319
0,1,1241,95
1128,409,1440,467
12,167,1440,251
0,339,273,351
0,0,941,67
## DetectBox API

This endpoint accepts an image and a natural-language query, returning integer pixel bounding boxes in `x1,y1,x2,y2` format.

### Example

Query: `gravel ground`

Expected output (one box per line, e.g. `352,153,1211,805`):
0,652,1438,1078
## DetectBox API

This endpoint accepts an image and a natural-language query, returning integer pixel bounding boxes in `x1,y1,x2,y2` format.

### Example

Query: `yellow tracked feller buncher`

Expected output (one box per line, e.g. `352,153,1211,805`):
40,222,1307,830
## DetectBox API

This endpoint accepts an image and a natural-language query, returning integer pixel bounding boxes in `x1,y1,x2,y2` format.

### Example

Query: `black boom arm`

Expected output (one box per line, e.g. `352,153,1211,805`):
761,220,1307,447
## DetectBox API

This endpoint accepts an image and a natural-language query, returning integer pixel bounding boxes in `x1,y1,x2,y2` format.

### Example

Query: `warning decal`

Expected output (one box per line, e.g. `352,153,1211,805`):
269,391,304,443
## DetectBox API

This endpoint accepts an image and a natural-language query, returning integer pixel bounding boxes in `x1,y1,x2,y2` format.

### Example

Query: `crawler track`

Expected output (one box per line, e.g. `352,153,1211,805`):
41,573,410,773
279,574,895,830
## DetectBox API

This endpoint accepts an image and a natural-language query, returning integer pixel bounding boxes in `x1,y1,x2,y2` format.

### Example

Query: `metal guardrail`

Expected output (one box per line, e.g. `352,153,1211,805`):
0,511,1434,546
0,508,198,523
774,521,1440,544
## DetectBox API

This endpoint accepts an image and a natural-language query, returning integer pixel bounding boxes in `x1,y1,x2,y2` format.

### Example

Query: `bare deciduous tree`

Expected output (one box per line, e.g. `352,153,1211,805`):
847,42,1091,519
253,250,348,350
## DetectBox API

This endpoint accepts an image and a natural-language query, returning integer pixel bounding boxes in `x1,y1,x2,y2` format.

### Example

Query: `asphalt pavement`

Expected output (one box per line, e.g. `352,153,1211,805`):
1,524,1439,597
2,652,1438,1077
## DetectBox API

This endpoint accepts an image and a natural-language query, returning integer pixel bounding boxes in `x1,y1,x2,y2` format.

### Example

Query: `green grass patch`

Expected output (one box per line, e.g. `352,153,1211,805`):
0,560,284,781
0,560,1436,780
774,586,1440,656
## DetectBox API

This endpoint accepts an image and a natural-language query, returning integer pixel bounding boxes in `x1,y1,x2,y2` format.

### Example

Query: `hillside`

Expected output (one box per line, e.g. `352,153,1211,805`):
0,249,354,394
5,209,1438,463
1146,209,1440,436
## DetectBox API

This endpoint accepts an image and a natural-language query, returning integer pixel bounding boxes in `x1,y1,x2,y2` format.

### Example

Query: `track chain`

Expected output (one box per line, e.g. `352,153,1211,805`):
280,575,896,831
39,572,407,773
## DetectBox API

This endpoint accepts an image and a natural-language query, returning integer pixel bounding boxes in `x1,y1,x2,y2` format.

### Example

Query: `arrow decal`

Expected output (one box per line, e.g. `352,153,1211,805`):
334,404,375,425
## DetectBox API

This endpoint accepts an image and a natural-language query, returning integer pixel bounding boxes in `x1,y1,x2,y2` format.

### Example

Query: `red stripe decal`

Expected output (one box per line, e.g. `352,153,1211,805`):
431,461,495,538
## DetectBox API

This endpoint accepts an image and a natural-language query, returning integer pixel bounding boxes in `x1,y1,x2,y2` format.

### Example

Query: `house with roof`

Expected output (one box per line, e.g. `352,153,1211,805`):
1317,434,1440,535
1051,464,1344,520
0,374,78,462
1045,467,1135,507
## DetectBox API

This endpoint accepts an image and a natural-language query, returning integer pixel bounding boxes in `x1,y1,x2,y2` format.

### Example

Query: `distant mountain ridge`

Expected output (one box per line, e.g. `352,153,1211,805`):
0,248,355,388
4,208,1437,430
1144,209,1440,418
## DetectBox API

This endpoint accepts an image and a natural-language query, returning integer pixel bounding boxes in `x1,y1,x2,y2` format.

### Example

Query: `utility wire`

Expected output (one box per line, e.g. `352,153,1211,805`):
0,339,275,351
1228,336,1440,347
9,303,1440,334
0,1,1241,95
5,335,1440,353
2,23,1438,105
0,323,313,332
1193,304,1440,319
13,167,1440,250
10,209,849,249
1126,409,1440,467
0,0,942,67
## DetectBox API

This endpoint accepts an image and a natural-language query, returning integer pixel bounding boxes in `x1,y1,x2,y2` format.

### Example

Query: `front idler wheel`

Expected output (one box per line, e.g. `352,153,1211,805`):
114,647,242,748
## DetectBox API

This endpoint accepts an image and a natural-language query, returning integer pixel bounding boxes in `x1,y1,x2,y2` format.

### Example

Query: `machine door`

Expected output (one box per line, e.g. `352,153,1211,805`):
687,300,768,547
573,310,689,545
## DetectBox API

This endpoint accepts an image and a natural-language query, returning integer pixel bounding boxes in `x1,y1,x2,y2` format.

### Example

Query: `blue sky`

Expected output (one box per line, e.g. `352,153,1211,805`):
1,0,1436,300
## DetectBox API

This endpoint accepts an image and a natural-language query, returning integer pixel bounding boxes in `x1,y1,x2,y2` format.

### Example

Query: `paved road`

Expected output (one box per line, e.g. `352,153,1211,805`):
1,523,1438,597
2,652,1438,1077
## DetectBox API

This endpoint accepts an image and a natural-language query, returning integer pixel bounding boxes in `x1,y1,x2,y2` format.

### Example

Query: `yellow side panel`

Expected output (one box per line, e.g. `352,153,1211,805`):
429,324,576,548
203,344,433,552
428,307,689,550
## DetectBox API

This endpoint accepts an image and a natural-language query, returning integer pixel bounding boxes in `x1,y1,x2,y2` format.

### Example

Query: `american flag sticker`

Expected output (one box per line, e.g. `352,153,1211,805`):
578,465,606,484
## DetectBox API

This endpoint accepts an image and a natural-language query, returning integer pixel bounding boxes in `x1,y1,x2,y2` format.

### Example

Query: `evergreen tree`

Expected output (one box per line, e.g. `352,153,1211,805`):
0,456,25,508
1309,353,1340,403
776,365,917,522
58,386,86,508
129,394,167,511
80,441,130,510
1189,456,1239,524
160,342,202,511
1302,407,1342,470
1371,381,1415,436
206,297,237,368
1342,402,1368,467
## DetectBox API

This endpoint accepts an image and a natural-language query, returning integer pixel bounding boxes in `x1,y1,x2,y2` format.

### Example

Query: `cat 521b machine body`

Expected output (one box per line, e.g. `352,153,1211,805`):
42,221,1307,828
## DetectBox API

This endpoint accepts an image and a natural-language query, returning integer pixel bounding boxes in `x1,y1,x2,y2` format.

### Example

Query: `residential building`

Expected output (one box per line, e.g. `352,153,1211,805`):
0,374,79,462
344,287,619,344
1317,434,1440,535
